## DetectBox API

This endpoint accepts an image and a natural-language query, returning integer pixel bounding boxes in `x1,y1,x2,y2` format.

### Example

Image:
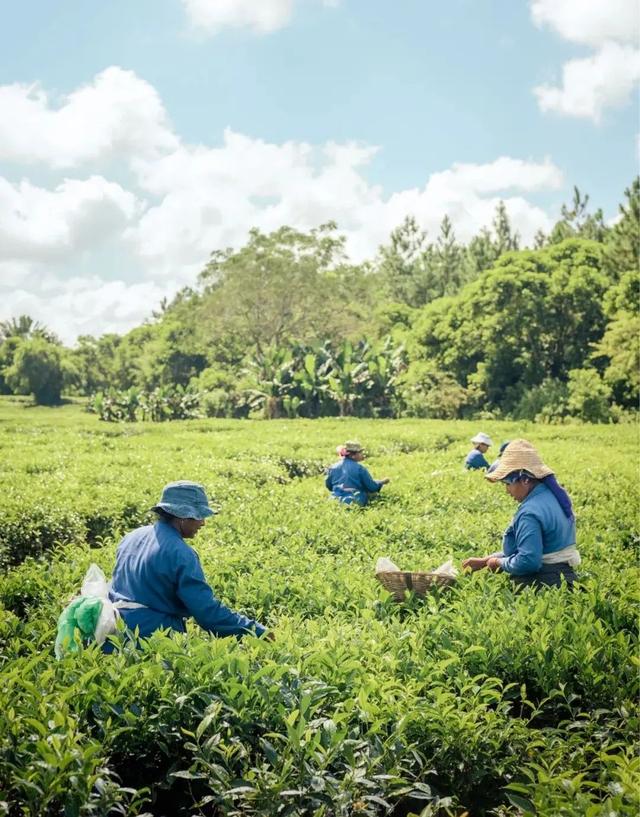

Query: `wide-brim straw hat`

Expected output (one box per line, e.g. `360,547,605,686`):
485,439,554,483
337,440,364,455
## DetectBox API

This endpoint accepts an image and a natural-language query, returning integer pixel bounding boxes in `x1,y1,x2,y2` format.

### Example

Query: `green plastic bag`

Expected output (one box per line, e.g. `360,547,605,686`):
55,596,103,658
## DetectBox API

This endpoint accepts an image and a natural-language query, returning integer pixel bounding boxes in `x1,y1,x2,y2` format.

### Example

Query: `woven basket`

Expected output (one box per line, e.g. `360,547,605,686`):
376,570,456,602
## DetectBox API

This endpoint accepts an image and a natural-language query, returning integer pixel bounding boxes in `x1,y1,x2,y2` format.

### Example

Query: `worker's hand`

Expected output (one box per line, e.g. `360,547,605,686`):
462,556,490,572
486,557,502,572
380,477,391,485
263,630,275,642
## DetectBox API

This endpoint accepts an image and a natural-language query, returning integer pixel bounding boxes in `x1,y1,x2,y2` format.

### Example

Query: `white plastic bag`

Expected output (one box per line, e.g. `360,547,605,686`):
80,563,119,645
432,559,459,578
81,563,110,598
375,556,400,573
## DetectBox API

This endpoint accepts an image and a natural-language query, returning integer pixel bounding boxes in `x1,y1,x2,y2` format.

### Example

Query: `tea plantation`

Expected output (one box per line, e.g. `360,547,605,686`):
0,399,638,817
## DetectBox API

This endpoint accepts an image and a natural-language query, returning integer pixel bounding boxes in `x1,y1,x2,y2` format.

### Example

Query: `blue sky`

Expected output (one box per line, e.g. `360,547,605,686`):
0,0,638,342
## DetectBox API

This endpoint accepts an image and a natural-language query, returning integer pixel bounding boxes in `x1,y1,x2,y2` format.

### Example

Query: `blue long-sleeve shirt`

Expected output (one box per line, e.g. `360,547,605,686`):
498,483,576,576
465,448,490,470
325,457,383,506
109,521,266,639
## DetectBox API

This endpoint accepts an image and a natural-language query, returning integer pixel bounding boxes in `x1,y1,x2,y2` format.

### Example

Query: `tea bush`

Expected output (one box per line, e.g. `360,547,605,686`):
0,400,637,816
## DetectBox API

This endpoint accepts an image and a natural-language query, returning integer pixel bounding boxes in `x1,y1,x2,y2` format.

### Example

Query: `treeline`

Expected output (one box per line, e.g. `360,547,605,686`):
1,180,638,423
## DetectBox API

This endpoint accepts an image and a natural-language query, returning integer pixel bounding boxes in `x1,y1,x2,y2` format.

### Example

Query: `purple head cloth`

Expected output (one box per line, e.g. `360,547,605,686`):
543,474,574,520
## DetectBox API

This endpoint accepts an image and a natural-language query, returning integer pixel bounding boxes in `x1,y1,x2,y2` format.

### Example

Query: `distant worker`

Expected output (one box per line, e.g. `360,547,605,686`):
462,439,580,588
465,432,493,470
487,440,511,475
325,440,390,506
106,481,270,649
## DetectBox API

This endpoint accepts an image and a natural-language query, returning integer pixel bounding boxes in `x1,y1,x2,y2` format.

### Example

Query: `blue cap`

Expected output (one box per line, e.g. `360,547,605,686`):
151,481,216,519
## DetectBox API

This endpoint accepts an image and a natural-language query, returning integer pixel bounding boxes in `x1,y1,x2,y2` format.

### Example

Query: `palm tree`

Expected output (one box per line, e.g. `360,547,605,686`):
0,315,59,344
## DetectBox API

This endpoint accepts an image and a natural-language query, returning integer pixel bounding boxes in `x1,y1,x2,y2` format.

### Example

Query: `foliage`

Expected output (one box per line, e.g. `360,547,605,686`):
0,401,638,815
397,361,472,419
5,338,73,405
511,378,569,423
197,223,376,353
592,271,640,408
548,187,609,245
410,239,611,412
1,179,638,422
90,386,203,423
605,176,640,277
0,314,60,344
566,368,612,424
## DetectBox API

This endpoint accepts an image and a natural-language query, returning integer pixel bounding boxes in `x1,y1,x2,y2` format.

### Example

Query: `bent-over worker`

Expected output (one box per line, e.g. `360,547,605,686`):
462,440,580,588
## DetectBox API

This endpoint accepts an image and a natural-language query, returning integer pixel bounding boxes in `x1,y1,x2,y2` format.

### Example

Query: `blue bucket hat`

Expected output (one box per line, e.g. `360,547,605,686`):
151,481,216,519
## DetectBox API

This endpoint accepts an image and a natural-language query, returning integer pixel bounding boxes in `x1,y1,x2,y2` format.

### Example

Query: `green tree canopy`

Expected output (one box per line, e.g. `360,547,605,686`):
5,338,71,405
197,223,374,353
410,238,610,410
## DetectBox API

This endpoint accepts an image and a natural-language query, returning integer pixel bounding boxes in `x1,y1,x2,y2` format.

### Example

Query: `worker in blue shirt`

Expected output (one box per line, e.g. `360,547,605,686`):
107,481,269,648
487,440,511,474
465,432,493,470
462,440,580,588
325,440,390,506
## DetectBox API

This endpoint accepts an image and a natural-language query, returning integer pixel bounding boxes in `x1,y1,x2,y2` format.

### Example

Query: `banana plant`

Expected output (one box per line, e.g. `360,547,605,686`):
326,340,369,417
292,342,333,418
244,347,296,419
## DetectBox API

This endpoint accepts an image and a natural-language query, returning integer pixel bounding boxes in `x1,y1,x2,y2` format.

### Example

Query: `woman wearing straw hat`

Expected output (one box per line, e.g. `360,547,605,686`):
106,481,269,647
325,440,390,506
462,440,580,588
465,432,493,470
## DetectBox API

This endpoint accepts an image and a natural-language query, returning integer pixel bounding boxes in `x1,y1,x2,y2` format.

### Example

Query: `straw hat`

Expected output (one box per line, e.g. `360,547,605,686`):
336,440,364,455
485,439,554,483
470,432,493,446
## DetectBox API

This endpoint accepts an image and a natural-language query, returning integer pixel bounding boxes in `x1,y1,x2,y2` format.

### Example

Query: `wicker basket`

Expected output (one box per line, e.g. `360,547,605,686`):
376,570,456,602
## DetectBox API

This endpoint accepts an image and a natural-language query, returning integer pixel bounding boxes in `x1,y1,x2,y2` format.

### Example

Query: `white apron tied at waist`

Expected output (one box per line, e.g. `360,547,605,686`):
542,545,581,567
113,600,149,611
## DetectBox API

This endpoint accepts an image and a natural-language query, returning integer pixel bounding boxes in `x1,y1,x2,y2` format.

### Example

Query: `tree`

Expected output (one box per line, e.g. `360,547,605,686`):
5,338,70,405
0,315,59,344
431,215,465,296
592,270,640,407
533,229,547,249
71,334,122,395
549,187,608,245
377,216,432,307
492,200,520,256
464,228,499,282
605,176,640,278
198,224,370,353
410,239,610,411
567,368,612,423
397,360,471,419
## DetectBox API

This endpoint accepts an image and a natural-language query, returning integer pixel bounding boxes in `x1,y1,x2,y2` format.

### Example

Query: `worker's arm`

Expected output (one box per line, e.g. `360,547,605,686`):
176,549,266,637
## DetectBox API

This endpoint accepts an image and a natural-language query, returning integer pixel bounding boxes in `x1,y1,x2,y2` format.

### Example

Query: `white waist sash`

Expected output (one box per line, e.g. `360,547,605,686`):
542,545,581,567
113,600,148,610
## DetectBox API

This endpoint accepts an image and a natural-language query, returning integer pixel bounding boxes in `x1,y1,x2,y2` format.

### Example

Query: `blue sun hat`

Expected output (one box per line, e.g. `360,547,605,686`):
151,481,216,519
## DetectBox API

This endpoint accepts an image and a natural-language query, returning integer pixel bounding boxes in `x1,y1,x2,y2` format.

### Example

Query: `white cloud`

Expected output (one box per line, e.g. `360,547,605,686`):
0,67,177,167
0,268,180,344
531,0,639,47
531,0,640,121
0,68,565,341
128,130,563,270
181,0,294,34
0,176,139,262
180,0,340,34
534,43,640,122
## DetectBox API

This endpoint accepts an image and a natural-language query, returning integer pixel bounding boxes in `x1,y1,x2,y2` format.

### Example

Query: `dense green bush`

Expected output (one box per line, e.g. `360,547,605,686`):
0,400,637,816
